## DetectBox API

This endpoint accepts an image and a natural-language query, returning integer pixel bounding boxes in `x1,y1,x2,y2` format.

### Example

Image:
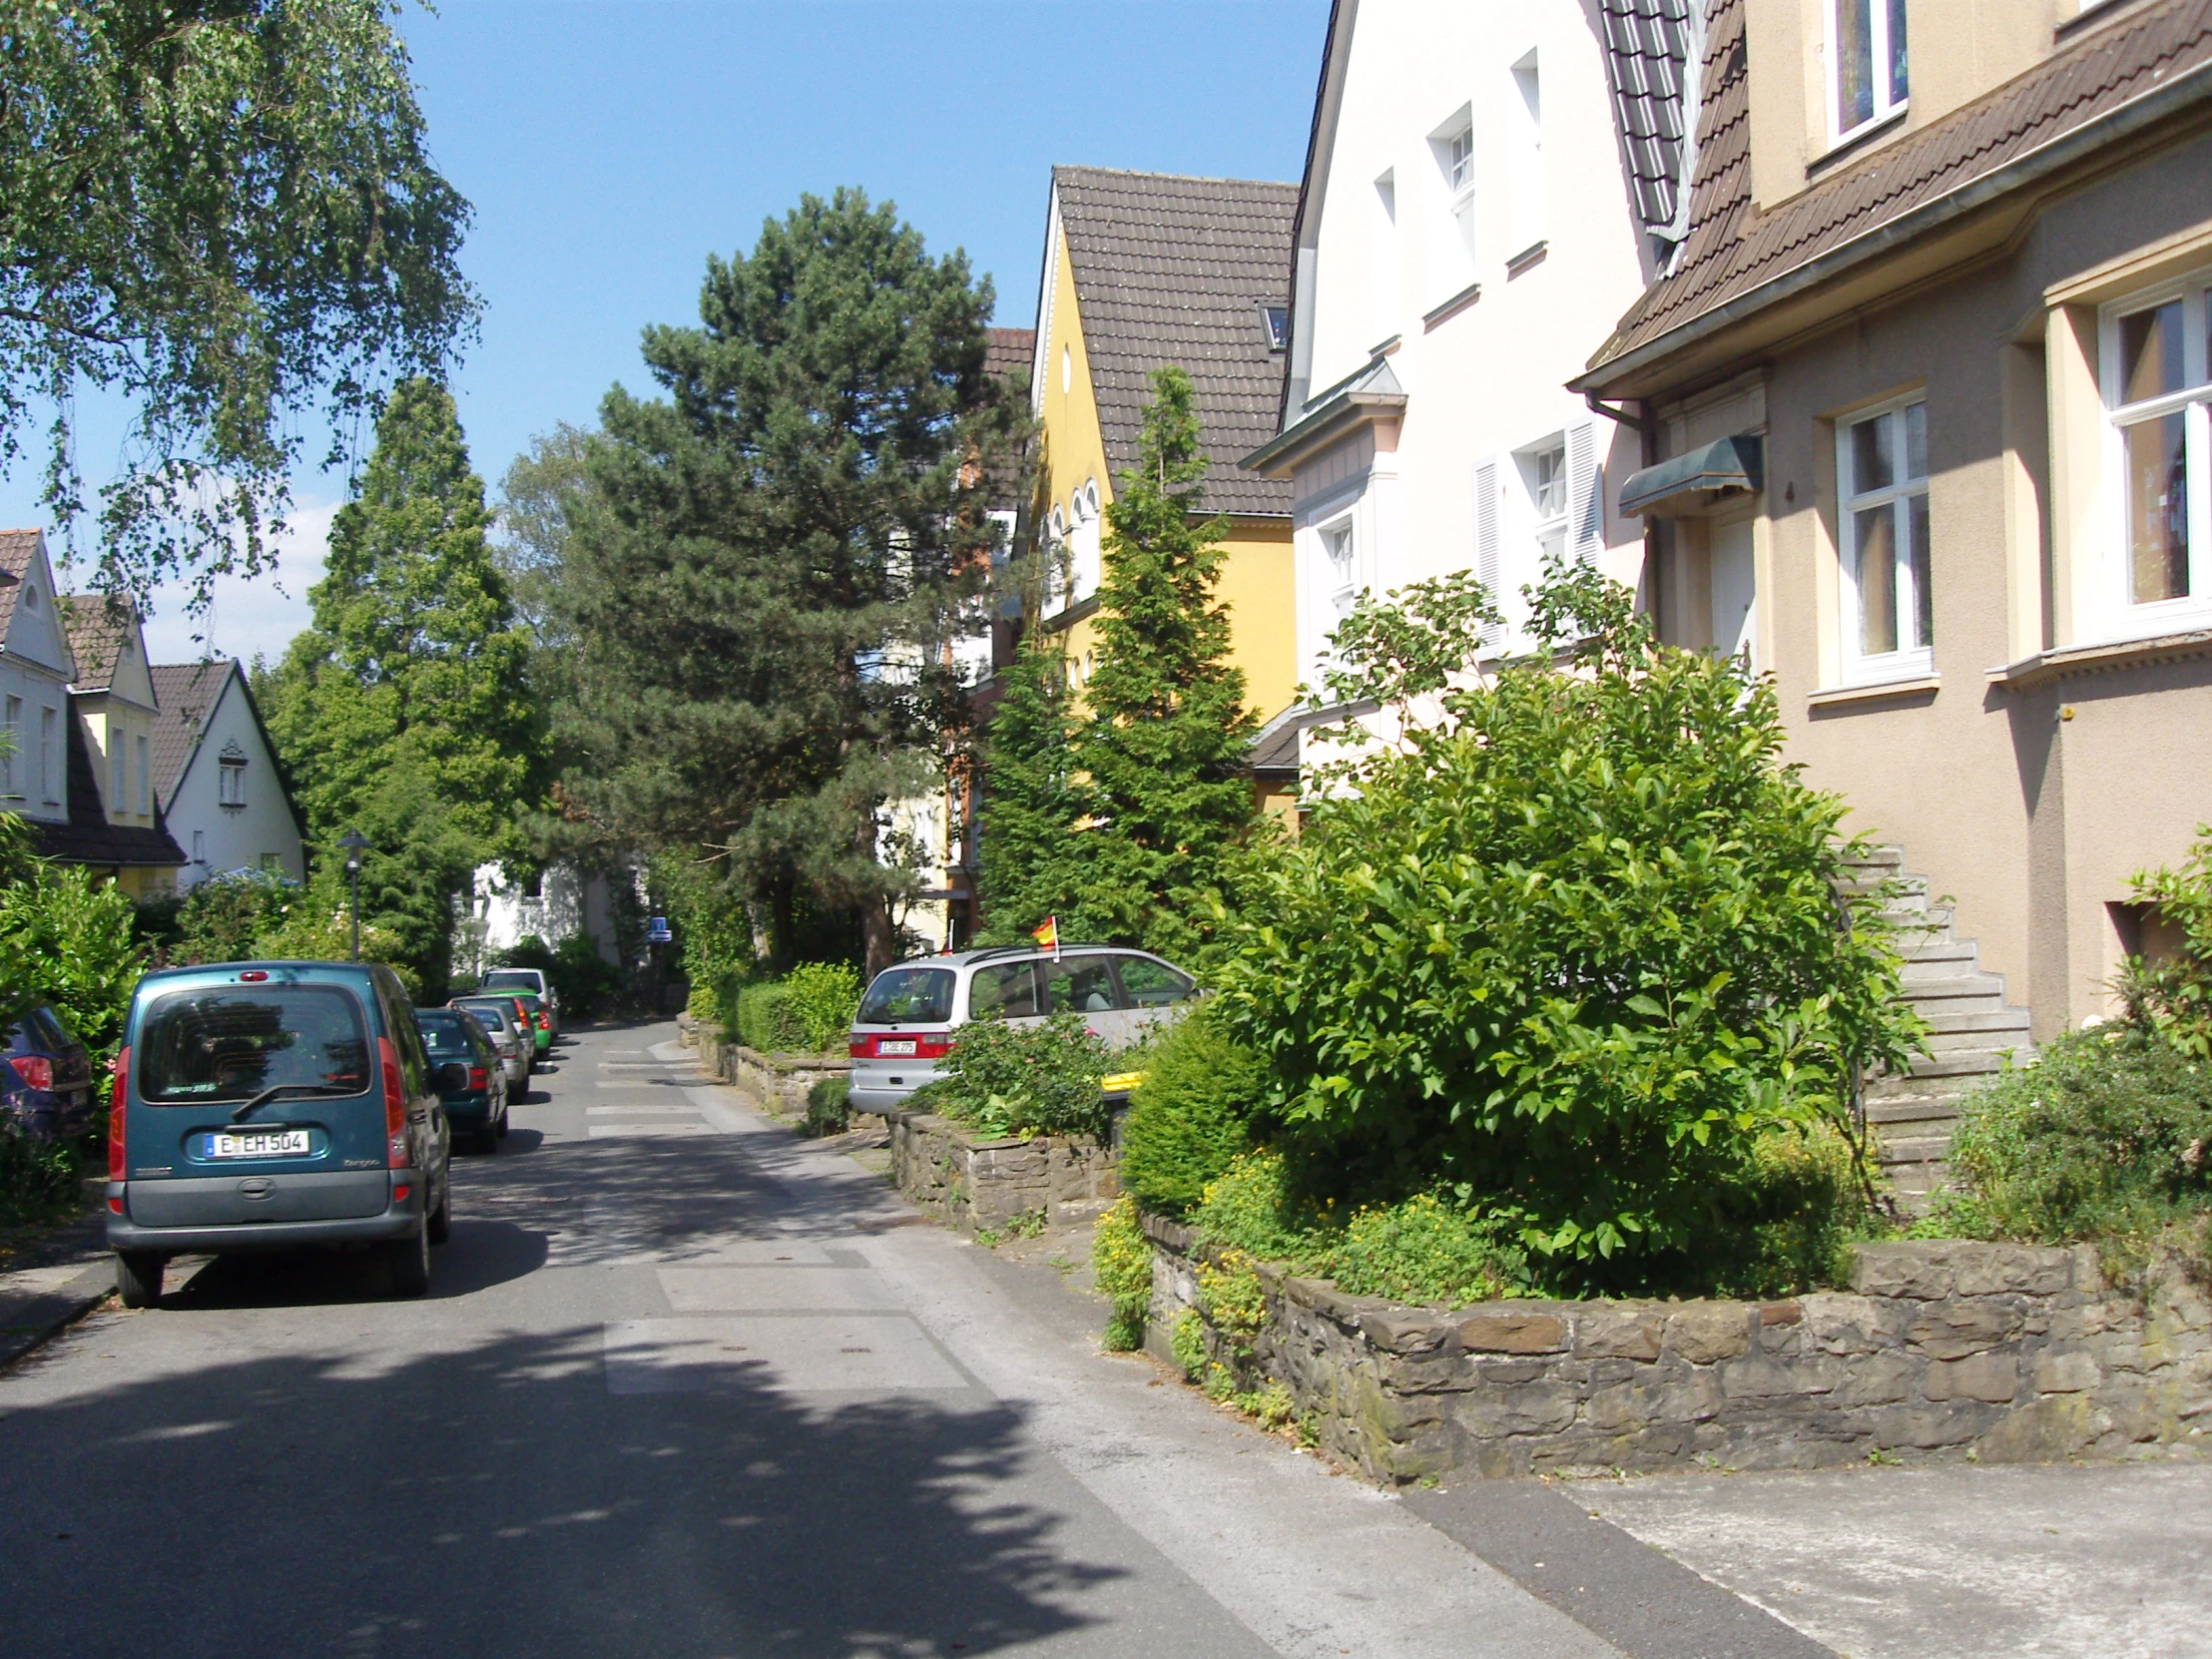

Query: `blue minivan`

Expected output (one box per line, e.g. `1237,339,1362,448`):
105,961,454,1307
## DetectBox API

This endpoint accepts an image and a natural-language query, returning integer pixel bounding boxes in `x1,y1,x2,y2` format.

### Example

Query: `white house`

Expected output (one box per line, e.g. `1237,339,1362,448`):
1243,0,1704,698
150,660,306,889
0,530,79,830
58,593,187,895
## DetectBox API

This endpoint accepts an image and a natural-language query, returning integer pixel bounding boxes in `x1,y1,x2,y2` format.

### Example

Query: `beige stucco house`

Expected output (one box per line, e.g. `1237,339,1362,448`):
1577,0,2212,1186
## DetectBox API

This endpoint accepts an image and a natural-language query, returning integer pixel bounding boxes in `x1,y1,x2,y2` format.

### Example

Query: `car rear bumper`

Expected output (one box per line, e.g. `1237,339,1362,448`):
106,1177,424,1256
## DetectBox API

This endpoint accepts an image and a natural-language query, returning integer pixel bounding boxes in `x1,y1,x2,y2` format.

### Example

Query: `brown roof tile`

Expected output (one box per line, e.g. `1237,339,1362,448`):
57,594,136,692
1590,0,2212,377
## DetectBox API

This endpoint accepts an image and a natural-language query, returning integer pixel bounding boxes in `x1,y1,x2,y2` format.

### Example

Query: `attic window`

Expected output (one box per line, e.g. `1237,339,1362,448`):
1260,305,1291,352
219,746,248,808
22,584,36,611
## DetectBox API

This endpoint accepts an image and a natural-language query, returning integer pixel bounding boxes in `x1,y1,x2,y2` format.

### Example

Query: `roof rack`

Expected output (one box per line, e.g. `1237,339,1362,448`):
961,941,1110,963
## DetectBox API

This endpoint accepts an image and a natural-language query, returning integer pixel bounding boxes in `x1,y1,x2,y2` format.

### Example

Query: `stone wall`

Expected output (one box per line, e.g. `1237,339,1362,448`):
677,1021,849,1116
885,1106,1119,1234
1143,1218,2212,1483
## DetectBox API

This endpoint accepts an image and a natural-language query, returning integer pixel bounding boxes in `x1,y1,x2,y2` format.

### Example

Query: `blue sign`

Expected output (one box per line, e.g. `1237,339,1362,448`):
646,916,672,943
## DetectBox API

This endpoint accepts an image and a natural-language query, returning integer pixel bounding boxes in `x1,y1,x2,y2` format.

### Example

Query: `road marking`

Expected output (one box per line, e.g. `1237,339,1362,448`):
657,1267,901,1313
603,1315,966,1393
586,1105,707,1116
586,1123,720,1139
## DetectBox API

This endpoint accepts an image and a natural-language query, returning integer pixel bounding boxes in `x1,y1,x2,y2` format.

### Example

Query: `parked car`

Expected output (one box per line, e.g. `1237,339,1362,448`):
506,991,553,1058
3,1005,96,1140
105,960,454,1307
416,1006,508,1153
479,967,560,1038
846,945,1198,1114
449,995,532,1092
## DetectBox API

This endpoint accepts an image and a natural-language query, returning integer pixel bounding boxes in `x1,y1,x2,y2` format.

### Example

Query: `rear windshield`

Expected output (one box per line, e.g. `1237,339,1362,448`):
10,1007,77,1051
416,1014,477,1057
857,966,955,1025
481,971,539,991
136,985,372,1104
454,1000,510,1029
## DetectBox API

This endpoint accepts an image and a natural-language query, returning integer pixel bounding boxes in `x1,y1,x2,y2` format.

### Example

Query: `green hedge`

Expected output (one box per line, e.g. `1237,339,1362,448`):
735,981,808,1053
1119,1001,1262,1216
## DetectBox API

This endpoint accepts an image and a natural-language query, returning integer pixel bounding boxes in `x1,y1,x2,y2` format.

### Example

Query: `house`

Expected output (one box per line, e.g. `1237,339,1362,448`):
0,530,79,836
1241,0,1681,707
53,593,186,895
149,660,306,889
1025,166,1303,739
1575,0,2212,1190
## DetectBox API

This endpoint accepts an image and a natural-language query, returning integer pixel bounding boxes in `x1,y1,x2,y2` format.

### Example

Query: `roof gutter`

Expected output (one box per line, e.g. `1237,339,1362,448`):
1575,54,2212,396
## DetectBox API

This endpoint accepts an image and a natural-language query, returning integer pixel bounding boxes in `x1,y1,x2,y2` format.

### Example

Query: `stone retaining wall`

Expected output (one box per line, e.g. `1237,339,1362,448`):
885,1106,1118,1234
1143,1218,2212,1483
676,1020,848,1115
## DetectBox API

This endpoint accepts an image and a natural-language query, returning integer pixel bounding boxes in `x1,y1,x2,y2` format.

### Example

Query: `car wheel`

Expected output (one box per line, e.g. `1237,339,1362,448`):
496,1102,510,1140
115,1251,163,1310
385,1222,430,1297
427,1177,451,1245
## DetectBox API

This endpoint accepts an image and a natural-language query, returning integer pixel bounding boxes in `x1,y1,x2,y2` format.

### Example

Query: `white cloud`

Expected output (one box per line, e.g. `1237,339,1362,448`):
136,499,339,667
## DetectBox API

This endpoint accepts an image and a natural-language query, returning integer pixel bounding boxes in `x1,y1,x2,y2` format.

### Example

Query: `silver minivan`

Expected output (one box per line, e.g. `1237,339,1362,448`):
845,945,1198,1114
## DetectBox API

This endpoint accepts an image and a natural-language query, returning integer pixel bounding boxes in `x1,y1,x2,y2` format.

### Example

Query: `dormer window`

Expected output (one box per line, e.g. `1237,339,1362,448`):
22,583,37,612
1833,0,1908,141
1260,304,1291,353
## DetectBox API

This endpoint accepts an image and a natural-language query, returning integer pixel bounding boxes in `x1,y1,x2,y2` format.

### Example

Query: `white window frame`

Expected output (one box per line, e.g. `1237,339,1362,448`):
2097,271,2212,642
1507,52,1545,261
39,705,57,804
1837,393,1934,686
136,733,149,818
219,755,248,808
1828,0,1908,144
0,695,17,797
1426,111,1477,302
1312,508,1362,679
1523,438,1570,573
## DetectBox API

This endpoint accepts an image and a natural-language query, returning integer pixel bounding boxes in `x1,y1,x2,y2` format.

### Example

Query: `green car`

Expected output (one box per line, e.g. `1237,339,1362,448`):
511,992,553,1056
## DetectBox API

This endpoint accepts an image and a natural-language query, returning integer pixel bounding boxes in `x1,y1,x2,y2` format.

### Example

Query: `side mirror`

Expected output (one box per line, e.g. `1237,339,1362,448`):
437,1060,470,1093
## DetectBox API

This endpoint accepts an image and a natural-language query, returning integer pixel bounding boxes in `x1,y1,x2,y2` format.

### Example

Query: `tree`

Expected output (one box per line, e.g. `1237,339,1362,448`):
975,631,1100,942
259,378,542,994
551,189,1018,973
494,423,594,648
0,0,475,604
979,367,1259,960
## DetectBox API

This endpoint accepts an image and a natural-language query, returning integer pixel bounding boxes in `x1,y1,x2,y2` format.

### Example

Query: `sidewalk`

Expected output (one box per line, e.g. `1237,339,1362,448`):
0,1206,114,1369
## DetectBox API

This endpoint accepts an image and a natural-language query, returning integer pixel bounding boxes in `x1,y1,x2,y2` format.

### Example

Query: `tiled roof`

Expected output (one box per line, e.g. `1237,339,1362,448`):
149,661,229,805
1589,0,2212,377
985,327,1034,383
0,528,42,649
1598,0,1703,244
1055,167,1298,517
57,594,135,692
30,705,185,868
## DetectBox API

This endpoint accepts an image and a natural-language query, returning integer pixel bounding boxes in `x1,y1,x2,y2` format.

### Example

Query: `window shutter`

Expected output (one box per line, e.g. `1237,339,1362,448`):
1567,419,1602,565
1473,456,1502,643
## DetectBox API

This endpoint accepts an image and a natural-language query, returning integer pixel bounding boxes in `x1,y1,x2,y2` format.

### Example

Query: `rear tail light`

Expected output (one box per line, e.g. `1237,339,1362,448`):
379,1037,408,1169
8,1055,52,1092
913,1034,952,1060
107,1048,129,1182
469,1066,488,1091
536,1011,550,1030
848,1037,867,1058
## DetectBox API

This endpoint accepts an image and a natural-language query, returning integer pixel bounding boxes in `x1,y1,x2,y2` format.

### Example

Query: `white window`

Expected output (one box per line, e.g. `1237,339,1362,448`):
1371,171,1399,338
1508,52,1544,259
1317,513,1359,672
1,695,17,795
136,734,149,817
1838,396,1933,683
192,830,206,864
1427,112,1477,298
39,705,57,803
2100,276,2212,635
1525,441,1569,570
1831,0,1908,141
220,755,247,807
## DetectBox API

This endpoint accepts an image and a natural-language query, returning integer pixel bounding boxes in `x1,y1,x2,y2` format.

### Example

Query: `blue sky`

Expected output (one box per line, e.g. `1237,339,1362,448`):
3,0,1332,659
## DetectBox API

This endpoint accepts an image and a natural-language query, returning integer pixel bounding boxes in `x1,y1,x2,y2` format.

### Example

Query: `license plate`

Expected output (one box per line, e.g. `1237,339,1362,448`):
876,1039,917,1057
207,1129,311,1159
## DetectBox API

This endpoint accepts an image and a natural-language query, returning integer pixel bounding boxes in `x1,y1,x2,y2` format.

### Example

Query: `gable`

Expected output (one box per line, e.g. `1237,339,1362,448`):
0,535,76,680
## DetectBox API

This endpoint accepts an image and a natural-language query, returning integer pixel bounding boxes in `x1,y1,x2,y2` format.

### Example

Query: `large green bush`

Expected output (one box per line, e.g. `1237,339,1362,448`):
174,868,292,965
0,861,149,1064
1119,1001,1264,1216
2116,824,2212,1059
735,981,806,1053
1211,562,1921,1292
782,961,861,1052
929,1012,1111,1140
1938,1024,2212,1246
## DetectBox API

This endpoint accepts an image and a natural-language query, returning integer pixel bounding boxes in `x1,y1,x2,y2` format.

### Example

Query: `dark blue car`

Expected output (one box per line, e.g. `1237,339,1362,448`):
4,1006,96,1140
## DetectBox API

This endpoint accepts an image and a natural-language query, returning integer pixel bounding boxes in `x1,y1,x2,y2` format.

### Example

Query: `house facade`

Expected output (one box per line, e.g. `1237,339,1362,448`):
1578,0,2212,1182
1025,166,1303,733
56,594,186,896
0,531,78,832
1243,0,1682,695
150,661,306,890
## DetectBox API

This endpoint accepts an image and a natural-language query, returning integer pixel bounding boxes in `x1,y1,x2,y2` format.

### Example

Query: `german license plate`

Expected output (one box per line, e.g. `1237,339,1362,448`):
876,1039,917,1057
208,1129,310,1159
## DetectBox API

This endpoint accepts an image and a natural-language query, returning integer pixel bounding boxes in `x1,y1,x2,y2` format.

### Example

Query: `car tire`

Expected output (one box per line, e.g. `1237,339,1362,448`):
385,1223,430,1297
427,1180,451,1245
115,1251,162,1310
496,1102,510,1140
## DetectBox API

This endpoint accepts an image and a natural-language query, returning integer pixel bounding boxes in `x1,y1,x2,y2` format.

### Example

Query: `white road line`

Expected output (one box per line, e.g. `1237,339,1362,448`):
586,1123,720,1139
586,1105,706,1117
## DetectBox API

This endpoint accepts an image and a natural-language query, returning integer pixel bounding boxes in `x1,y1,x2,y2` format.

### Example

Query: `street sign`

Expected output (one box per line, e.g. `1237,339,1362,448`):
647,916,672,942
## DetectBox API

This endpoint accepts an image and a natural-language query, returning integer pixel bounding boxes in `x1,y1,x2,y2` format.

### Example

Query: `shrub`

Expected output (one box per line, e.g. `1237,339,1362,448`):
1327,1193,1526,1306
0,862,149,1064
803,1077,850,1138
1938,1023,2212,1246
1212,560,1921,1292
174,868,292,965
2118,824,2212,1059
735,981,806,1053
930,1013,1112,1140
1168,1309,1208,1381
1119,1001,1264,1216
1091,1196,1153,1350
782,961,861,1052
0,1128,82,1230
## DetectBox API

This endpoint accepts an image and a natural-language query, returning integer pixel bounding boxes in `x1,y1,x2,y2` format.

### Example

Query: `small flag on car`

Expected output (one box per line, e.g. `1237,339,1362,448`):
1031,915,1060,957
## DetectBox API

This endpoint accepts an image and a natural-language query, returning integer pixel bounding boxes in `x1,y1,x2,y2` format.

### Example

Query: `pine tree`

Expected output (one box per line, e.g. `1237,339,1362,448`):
976,631,1099,941
259,378,545,992
550,189,1018,972
1073,367,1260,960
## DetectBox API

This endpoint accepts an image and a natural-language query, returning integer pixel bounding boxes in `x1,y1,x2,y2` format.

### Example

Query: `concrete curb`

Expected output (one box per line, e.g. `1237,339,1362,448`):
0,1258,111,1369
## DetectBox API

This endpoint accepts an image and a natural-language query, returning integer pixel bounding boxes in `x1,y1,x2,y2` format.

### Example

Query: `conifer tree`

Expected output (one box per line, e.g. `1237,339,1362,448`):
976,631,1098,941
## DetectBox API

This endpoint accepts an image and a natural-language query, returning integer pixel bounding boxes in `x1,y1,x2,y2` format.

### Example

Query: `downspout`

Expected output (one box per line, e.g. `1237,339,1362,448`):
1584,392,1662,635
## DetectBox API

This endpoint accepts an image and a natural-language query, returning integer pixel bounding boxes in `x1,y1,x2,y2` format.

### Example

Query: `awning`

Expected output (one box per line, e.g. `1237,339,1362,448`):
1618,433,1764,517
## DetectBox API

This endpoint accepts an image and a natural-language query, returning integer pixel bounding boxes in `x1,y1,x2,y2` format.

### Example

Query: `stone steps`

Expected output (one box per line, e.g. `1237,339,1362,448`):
1842,846,2033,1203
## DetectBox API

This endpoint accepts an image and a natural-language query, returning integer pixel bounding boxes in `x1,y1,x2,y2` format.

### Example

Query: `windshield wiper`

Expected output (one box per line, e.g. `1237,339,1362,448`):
231,1084,353,1124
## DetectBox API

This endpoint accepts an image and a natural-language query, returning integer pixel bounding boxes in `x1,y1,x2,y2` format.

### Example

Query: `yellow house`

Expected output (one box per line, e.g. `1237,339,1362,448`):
1025,167,1302,806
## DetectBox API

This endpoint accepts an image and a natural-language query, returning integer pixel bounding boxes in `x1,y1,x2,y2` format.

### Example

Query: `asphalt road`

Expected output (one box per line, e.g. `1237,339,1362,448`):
0,1020,1635,1659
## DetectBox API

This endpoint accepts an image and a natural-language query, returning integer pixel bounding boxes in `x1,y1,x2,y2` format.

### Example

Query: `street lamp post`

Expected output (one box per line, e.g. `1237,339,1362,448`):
339,830,369,962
